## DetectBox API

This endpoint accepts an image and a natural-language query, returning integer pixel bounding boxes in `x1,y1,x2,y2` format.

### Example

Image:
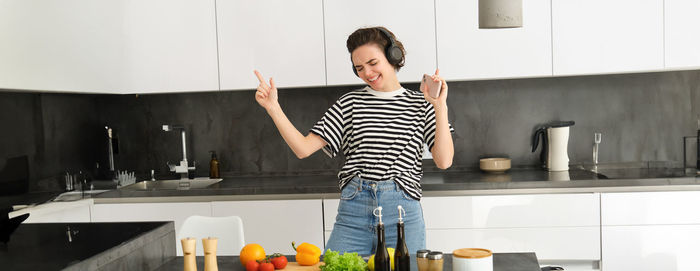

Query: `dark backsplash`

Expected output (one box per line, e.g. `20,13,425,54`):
2,70,699,191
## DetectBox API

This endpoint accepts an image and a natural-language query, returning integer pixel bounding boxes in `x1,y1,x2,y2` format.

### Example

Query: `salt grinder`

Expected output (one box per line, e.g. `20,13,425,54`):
181,237,197,271
203,237,218,271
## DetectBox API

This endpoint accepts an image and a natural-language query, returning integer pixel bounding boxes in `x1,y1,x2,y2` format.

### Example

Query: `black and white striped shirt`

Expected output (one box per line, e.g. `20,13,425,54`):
310,86,453,200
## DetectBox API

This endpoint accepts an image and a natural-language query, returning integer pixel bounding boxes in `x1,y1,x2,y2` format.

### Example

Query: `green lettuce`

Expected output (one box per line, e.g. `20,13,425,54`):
320,249,368,271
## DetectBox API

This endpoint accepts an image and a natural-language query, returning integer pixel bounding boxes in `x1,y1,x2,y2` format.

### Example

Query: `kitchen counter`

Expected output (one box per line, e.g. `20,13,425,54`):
155,252,540,271
0,221,175,270
91,165,700,203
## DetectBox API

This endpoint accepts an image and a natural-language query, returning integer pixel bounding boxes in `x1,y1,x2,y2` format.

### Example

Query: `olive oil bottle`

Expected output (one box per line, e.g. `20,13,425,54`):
373,206,390,271
395,205,410,271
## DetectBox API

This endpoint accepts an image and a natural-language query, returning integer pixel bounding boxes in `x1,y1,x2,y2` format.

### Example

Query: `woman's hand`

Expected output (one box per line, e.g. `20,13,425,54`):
421,68,448,109
254,70,279,111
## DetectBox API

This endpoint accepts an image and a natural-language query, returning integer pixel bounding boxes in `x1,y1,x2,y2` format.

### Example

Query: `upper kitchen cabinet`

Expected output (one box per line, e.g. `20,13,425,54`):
664,0,700,69
0,1,126,93
324,0,437,86
0,0,219,94
120,0,219,94
552,0,664,76
216,0,326,90
435,0,552,81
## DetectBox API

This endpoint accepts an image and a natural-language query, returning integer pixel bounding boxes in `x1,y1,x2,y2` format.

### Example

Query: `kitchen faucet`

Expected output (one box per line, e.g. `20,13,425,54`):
162,125,190,179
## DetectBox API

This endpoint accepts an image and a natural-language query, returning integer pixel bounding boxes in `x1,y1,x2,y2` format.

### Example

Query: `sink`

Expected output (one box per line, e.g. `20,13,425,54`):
574,162,691,179
118,177,223,191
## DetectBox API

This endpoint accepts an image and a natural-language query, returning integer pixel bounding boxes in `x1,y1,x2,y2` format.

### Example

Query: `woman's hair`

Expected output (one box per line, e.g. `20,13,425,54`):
346,26,405,71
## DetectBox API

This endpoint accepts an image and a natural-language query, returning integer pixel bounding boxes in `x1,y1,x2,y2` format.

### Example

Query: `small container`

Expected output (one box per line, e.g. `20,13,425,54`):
427,251,444,271
416,250,430,271
452,248,493,271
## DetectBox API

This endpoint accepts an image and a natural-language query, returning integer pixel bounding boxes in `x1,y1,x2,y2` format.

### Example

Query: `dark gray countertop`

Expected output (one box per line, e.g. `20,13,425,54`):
0,221,174,270
155,252,540,271
90,166,699,201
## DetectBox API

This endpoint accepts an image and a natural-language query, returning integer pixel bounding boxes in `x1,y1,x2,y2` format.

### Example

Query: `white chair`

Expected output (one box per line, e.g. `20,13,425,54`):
177,215,245,256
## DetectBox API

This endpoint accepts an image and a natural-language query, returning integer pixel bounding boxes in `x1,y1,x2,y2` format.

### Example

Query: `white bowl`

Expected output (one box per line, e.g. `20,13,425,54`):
479,158,511,173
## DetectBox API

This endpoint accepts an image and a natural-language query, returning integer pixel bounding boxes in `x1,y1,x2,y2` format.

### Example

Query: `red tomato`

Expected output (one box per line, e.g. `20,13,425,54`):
270,255,288,269
259,262,275,271
245,260,259,271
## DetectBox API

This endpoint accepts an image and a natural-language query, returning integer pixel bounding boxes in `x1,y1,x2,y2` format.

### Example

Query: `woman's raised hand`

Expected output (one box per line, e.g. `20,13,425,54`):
254,70,279,111
421,68,448,107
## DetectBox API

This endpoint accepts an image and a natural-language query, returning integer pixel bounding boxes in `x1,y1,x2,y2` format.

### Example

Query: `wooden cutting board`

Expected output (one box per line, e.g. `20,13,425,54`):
280,262,323,270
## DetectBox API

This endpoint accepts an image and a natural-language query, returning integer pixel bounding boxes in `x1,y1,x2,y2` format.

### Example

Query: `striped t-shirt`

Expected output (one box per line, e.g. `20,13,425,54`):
310,86,453,200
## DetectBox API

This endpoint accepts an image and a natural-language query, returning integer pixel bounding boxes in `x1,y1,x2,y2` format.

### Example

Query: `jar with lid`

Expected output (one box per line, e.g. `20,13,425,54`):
416,249,430,271
452,248,493,271
427,251,443,271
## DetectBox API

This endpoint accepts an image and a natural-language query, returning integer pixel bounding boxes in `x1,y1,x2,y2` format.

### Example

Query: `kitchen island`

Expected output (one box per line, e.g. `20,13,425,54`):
0,221,175,270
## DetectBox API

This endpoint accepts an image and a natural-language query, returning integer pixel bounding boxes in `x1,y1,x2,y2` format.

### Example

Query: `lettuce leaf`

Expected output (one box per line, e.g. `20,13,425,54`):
320,249,368,271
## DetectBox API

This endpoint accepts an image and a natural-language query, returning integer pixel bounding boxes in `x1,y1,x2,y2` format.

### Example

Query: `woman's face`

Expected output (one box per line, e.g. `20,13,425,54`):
351,43,400,92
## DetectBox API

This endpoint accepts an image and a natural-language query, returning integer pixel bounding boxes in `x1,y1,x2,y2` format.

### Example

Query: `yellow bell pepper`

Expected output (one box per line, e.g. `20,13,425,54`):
292,241,321,266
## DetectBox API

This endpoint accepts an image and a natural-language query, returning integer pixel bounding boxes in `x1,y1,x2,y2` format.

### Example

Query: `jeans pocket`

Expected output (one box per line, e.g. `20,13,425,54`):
399,188,416,201
340,183,360,200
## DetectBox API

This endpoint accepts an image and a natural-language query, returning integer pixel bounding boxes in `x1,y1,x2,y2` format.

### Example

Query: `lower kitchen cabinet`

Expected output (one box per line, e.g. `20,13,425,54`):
90,202,212,256
601,191,700,270
421,193,600,265
211,199,324,255
602,225,700,271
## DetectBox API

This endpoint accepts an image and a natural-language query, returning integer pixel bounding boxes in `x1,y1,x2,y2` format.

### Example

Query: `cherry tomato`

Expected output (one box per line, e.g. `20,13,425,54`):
259,262,275,271
245,260,259,271
270,255,288,269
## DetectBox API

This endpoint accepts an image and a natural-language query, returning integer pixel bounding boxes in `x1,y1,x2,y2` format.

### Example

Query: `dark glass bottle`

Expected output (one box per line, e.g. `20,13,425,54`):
395,205,410,271
374,207,390,271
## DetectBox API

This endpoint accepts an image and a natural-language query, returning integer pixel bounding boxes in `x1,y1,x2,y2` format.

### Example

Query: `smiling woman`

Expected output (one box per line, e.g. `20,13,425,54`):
252,26,454,256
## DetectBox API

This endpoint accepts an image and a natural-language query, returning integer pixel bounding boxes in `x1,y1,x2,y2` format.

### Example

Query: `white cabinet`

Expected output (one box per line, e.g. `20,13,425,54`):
601,191,700,270
552,0,664,76
0,0,126,93
323,0,437,86
212,199,324,255
216,0,326,90
91,202,212,255
664,0,700,69
0,0,218,94
120,0,219,94
422,193,600,263
435,0,552,81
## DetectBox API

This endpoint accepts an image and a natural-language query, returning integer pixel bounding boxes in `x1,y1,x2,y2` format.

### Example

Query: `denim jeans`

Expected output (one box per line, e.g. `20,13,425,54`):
325,176,426,255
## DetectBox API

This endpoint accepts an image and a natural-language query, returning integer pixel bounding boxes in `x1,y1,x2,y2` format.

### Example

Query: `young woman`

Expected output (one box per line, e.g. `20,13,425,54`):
254,26,453,255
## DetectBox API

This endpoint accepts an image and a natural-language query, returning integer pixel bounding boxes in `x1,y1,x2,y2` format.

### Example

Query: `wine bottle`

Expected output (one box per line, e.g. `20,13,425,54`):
374,206,390,271
395,205,410,271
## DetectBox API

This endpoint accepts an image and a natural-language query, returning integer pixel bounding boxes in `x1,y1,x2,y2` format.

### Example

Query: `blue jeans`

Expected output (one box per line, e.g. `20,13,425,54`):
325,177,426,255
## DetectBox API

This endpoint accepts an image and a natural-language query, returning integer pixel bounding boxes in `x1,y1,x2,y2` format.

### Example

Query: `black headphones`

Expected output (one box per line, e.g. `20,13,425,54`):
352,28,404,77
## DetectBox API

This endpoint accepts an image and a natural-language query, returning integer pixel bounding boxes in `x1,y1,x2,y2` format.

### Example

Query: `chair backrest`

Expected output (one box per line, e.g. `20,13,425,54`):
177,215,245,256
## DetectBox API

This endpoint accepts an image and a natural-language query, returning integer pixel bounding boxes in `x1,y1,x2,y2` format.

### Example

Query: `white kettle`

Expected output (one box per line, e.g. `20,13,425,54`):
531,121,575,171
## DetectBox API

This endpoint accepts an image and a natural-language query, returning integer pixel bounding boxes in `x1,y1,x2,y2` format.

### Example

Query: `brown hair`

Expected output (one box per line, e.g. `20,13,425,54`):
346,26,405,71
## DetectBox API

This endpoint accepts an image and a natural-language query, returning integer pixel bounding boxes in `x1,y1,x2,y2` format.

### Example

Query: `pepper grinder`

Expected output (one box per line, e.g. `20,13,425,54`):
181,237,197,271
203,237,218,271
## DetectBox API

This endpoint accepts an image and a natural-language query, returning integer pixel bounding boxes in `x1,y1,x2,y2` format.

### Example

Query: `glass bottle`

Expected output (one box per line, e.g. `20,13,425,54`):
373,206,390,271
395,205,410,271
209,151,220,178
